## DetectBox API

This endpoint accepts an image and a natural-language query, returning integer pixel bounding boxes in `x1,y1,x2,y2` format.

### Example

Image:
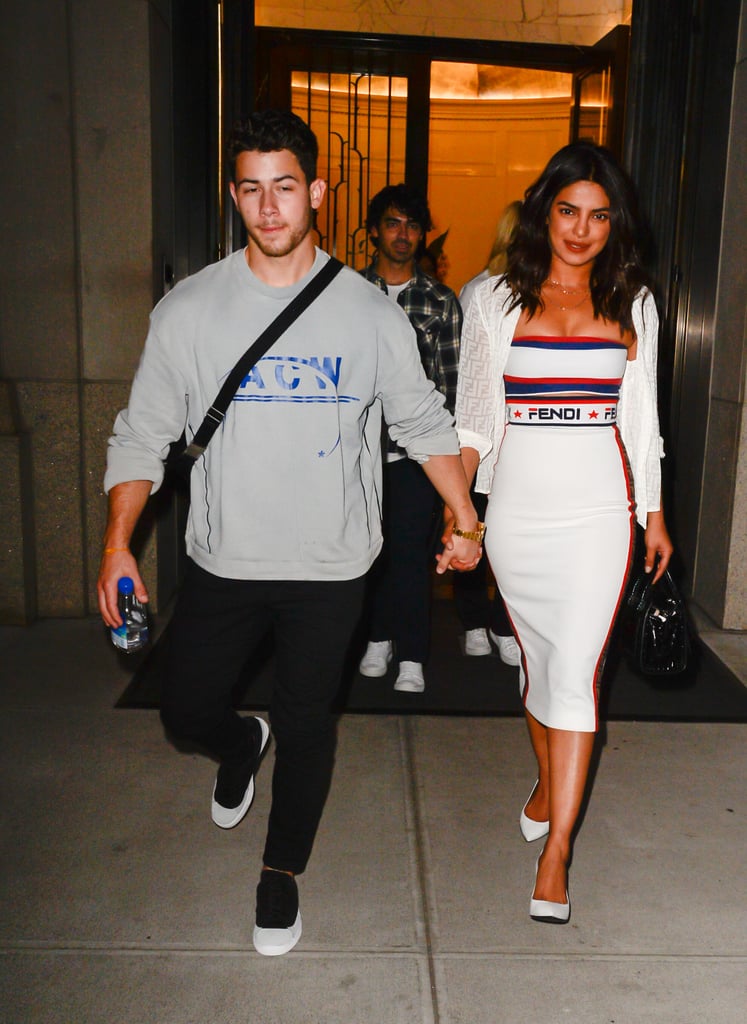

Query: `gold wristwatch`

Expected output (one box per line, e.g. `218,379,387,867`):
452,522,486,543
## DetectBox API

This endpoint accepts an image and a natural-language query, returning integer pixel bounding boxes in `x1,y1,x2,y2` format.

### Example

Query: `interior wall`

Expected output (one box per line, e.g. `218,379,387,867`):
426,97,569,293
296,85,570,291
255,0,632,45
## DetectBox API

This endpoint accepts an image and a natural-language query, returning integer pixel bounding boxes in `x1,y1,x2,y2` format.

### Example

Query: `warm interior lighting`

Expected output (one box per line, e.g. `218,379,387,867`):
578,70,609,107
291,72,408,97
292,64,573,102
430,62,572,100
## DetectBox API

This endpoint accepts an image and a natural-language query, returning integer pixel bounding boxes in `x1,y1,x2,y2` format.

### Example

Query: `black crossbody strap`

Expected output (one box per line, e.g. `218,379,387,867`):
180,256,344,467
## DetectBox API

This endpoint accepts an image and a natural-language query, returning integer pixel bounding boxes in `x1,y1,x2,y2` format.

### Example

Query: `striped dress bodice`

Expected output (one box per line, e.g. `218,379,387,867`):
504,337,628,429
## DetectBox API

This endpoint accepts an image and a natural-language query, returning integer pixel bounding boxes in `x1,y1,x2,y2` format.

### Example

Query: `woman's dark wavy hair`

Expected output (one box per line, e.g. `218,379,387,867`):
504,141,651,332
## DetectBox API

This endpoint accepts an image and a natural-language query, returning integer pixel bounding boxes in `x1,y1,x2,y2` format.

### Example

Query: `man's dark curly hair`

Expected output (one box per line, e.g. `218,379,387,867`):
365,183,433,245
228,109,318,185
504,141,652,333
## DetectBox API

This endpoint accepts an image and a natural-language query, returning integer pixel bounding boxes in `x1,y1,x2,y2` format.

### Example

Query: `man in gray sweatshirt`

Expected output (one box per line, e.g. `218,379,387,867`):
97,109,483,957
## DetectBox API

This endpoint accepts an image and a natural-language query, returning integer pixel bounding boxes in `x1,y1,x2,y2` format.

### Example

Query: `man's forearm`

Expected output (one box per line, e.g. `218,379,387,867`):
98,480,154,625
103,480,154,549
460,446,480,490
421,454,477,528
423,453,483,574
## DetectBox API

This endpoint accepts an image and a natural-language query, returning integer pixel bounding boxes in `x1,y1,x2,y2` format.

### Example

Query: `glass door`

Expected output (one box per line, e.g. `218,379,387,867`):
253,28,630,279
569,25,630,155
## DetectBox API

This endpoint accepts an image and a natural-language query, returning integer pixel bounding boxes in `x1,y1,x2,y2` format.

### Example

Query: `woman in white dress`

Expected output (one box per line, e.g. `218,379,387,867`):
452,142,673,922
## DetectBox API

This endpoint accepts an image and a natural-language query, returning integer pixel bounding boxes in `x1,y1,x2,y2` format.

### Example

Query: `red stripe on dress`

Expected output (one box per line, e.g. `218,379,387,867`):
508,397,618,405
513,336,628,345
504,376,624,386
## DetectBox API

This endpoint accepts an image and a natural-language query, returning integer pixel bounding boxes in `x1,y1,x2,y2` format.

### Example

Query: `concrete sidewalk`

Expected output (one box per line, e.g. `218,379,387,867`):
1,617,745,1023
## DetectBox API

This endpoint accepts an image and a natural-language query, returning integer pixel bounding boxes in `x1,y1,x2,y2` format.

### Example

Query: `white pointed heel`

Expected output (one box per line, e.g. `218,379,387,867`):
519,781,550,842
530,858,570,924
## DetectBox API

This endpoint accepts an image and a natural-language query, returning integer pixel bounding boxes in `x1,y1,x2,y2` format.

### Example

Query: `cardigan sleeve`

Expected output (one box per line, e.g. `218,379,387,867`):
455,282,497,461
456,280,520,493
618,289,664,526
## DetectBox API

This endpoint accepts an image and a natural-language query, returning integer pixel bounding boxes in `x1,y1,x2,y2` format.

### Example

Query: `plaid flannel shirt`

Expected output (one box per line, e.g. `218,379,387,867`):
361,262,462,414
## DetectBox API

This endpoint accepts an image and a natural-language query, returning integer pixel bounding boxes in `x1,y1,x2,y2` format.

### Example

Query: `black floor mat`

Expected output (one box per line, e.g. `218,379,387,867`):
116,599,747,722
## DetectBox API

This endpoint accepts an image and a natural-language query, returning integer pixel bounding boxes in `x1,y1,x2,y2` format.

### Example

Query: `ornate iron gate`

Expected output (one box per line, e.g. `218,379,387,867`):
291,71,408,269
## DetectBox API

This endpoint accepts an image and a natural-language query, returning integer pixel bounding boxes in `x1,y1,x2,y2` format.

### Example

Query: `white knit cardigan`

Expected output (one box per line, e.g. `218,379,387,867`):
455,279,664,528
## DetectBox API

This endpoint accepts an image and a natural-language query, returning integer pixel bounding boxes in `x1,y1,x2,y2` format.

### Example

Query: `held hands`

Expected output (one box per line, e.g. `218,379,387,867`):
643,511,674,584
97,548,149,628
437,507,483,574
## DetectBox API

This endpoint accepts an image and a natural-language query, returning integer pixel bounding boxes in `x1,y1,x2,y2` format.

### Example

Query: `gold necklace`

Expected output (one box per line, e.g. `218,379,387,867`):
546,278,589,295
542,283,590,310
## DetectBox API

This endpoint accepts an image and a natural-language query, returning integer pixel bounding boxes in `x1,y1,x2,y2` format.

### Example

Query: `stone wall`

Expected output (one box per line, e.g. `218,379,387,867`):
0,0,159,620
256,0,633,45
696,6,747,629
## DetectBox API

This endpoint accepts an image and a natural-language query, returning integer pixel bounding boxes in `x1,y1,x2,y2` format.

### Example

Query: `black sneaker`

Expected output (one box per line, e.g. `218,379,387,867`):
253,870,303,956
211,716,270,829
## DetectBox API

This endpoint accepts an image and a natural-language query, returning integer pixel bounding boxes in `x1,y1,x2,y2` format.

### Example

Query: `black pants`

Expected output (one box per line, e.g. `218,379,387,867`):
161,561,366,875
367,457,439,664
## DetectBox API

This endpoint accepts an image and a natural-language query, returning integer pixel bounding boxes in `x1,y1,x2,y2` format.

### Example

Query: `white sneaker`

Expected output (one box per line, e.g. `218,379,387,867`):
464,628,492,656
490,631,521,667
394,661,425,693
253,870,302,956
359,640,393,677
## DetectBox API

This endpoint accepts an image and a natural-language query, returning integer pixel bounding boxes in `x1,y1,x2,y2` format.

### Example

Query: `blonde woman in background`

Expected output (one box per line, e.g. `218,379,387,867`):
459,201,522,312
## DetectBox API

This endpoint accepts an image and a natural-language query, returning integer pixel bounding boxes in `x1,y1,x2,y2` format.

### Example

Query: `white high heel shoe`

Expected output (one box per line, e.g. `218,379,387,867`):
519,781,550,842
530,857,570,924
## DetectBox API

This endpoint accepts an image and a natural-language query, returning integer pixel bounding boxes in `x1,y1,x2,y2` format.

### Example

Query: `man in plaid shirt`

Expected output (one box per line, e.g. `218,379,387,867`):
359,184,462,693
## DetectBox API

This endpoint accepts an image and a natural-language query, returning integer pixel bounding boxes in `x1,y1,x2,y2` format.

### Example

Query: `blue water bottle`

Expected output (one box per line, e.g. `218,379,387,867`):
111,576,150,653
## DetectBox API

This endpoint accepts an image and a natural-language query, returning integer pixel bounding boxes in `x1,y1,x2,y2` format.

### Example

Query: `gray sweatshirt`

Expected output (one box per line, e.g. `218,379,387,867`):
105,249,459,581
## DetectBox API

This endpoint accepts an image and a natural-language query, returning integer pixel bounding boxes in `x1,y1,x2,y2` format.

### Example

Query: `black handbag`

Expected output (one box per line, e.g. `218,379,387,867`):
167,256,344,480
625,568,690,676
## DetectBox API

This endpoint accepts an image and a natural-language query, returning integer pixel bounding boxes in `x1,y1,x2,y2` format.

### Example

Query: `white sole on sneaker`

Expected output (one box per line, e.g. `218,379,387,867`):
489,631,521,667
253,911,302,956
464,628,492,656
394,661,425,693
211,717,270,829
359,641,393,677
